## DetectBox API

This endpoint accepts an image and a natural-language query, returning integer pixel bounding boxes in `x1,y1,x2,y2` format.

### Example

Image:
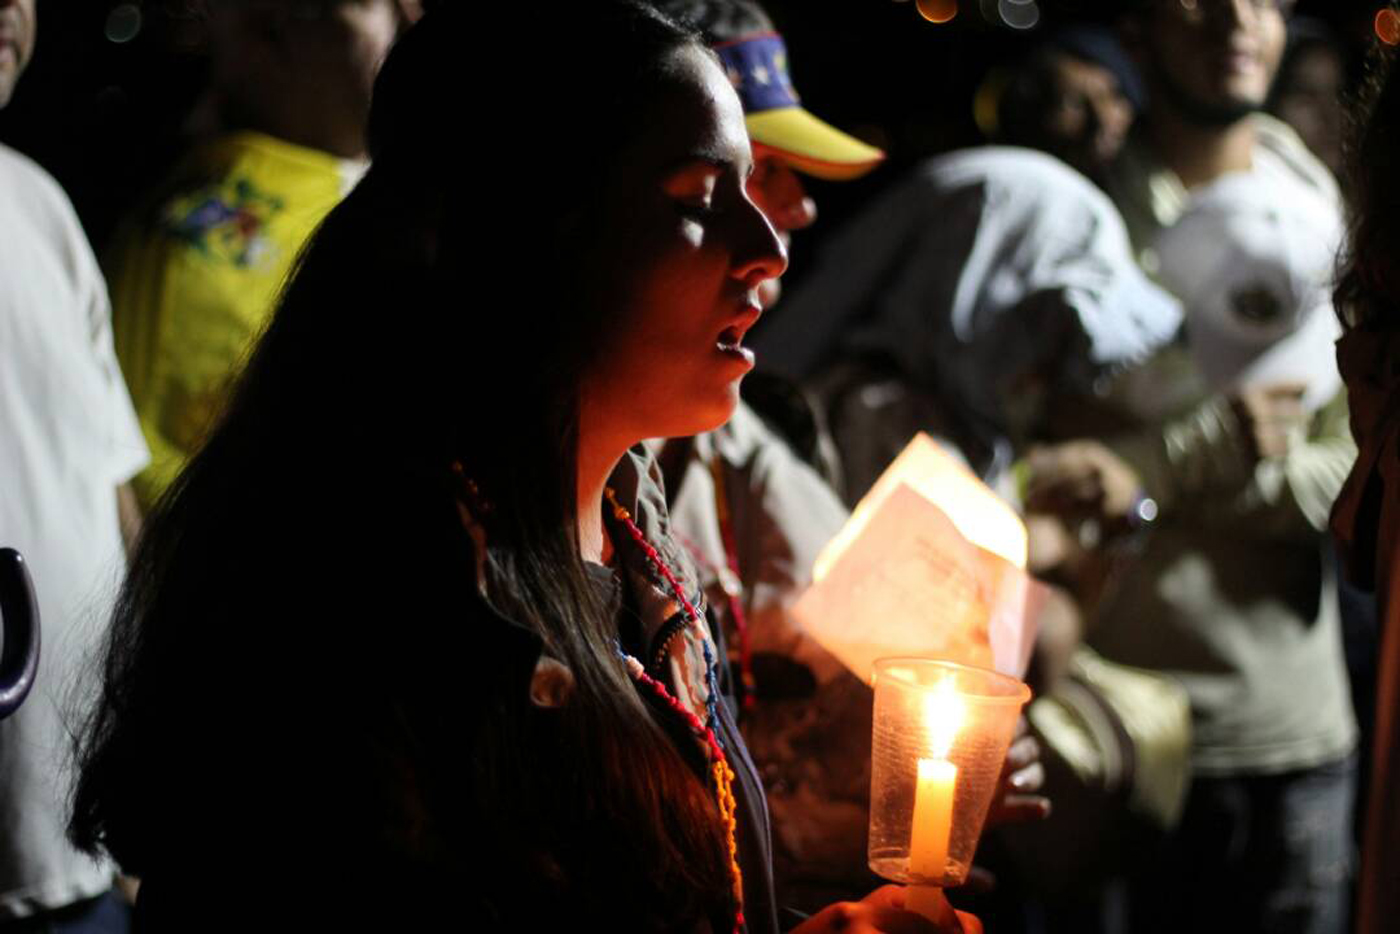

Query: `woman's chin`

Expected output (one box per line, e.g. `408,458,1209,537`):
676,383,742,438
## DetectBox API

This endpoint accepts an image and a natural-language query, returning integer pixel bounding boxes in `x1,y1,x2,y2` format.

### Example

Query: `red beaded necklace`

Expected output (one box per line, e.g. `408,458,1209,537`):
605,487,746,934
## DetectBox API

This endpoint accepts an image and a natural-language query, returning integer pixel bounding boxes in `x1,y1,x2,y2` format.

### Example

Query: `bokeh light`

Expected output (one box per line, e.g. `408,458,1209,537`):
104,3,143,44
998,0,1040,30
1377,8,1400,46
916,0,959,24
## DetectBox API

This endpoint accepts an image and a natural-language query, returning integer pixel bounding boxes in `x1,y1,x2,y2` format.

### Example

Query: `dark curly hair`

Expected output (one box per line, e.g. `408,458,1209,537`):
1335,18,1400,330
652,0,773,43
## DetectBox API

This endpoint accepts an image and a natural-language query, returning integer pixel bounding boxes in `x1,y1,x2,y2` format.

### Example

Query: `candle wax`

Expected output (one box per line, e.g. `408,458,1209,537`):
909,756,957,881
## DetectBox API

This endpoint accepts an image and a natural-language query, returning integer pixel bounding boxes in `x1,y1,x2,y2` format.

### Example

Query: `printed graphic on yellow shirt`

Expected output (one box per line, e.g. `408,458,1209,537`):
163,176,285,269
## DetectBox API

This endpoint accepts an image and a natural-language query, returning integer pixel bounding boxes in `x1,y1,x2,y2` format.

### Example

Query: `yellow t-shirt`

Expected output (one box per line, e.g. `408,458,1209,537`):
109,131,357,508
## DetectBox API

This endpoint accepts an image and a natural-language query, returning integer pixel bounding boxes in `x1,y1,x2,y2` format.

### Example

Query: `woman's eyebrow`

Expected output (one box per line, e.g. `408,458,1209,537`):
663,153,753,179
664,154,728,174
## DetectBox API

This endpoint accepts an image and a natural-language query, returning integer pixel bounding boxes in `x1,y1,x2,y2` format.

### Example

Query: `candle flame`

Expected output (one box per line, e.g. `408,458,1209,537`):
923,678,965,760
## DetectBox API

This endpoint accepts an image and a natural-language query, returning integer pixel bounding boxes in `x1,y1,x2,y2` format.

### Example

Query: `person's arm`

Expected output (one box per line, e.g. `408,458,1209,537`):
1028,388,1354,543
1111,387,1353,540
74,211,151,522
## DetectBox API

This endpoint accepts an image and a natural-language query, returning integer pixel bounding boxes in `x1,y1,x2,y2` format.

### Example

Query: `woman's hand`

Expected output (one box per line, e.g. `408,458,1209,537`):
792,885,980,933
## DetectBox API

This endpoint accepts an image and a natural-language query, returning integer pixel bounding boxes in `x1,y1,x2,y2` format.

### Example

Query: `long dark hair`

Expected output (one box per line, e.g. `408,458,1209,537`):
1335,14,1400,330
71,4,733,928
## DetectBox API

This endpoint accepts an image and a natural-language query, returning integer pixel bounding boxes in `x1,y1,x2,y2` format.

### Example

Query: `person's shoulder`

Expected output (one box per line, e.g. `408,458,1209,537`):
0,142,86,233
928,146,1093,189
1249,113,1341,208
0,144,107,297
923,147,1119,236
0,141,62,194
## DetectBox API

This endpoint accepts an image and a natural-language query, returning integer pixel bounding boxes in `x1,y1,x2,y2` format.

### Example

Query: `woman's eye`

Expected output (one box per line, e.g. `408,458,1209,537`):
665,166,721,219
677,196,718,219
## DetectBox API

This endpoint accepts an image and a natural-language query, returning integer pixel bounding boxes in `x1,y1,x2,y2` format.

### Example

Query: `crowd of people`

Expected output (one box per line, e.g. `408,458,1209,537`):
1,0,1397,932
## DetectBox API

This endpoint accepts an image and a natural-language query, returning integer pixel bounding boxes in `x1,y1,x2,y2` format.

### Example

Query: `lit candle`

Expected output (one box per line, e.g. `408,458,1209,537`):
909,678,965,882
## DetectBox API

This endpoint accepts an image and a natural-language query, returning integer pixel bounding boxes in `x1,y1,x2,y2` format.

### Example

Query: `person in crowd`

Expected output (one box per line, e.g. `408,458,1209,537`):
107,0,420,510
1329,19,1400,934
1027,1,1358,930
752,145,1183,497
0,0,149,929
68,5,974,932
1105,0,1318,257
653,0,1051,912
1268,17,1345,179
993,25,1143,187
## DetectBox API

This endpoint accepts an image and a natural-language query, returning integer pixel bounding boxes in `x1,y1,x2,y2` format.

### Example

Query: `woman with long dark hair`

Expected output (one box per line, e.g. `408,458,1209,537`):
67,5,960,932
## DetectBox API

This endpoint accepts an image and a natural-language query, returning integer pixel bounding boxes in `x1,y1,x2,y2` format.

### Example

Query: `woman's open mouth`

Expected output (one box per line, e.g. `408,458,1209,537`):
717,324,755,365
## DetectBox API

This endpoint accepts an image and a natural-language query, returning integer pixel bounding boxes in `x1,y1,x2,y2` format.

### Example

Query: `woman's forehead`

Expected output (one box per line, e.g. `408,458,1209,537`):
632,46,752,171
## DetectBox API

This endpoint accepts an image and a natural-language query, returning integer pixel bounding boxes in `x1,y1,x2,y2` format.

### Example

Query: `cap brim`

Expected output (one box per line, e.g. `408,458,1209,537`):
745,107,885,181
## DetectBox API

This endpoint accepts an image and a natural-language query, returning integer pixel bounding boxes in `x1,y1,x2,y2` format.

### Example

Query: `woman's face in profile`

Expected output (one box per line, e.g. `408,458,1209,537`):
578,44,787,445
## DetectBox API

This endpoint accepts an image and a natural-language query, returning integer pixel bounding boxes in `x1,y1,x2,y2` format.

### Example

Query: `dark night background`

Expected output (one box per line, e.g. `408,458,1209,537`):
0,1,1386,284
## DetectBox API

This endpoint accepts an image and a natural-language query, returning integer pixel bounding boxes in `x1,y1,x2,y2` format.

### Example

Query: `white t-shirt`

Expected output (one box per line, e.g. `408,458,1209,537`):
0,144,148,915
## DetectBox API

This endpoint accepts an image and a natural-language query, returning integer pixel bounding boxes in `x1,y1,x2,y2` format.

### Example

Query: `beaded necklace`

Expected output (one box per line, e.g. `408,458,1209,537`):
605,487,746,934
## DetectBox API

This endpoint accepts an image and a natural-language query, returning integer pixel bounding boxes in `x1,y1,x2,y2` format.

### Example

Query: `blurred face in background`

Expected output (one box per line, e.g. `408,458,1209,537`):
1270,40,1344,175
306,0,418,144
1145,0,1289,124
0,0,36,109
212,0,422,159
1042,53,1134,179
746,144,817,308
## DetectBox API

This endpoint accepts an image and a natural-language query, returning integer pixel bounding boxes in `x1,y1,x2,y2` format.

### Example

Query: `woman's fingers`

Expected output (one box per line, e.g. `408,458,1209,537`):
860,884,909,910
795,886,975,933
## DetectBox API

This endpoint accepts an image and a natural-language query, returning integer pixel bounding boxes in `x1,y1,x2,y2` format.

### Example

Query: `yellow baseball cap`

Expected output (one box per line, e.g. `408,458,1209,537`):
715,32,885,181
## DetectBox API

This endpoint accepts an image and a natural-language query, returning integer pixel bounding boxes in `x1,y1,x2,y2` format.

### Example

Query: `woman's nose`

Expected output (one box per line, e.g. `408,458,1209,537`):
733,200,789,288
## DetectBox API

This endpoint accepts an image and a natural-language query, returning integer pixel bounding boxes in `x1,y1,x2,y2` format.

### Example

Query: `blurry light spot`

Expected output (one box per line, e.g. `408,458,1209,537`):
998,0,1040,29
1377,9,1400,46
105,3,143,44
916,0,958,23
972,68,1009,136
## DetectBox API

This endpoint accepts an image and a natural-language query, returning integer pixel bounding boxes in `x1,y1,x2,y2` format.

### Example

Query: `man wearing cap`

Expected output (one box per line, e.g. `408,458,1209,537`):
1028,1,1357,930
